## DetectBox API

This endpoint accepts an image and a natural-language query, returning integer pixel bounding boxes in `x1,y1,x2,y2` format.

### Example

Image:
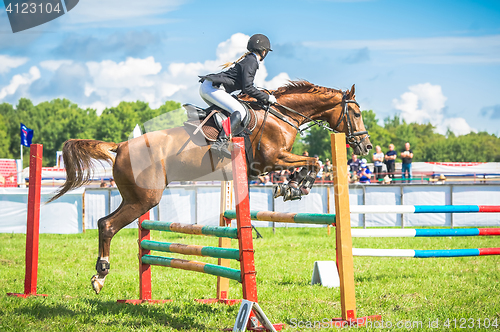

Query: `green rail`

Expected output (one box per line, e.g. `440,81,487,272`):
141,240,240,261
142,255,242,282
224,210,336,225
141,221,238,239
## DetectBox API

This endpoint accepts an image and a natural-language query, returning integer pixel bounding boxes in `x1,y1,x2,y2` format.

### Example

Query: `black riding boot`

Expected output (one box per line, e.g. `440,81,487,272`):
210,112,243,159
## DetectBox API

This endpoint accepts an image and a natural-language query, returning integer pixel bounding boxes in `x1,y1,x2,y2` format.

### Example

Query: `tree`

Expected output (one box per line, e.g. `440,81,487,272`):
0,113,12,158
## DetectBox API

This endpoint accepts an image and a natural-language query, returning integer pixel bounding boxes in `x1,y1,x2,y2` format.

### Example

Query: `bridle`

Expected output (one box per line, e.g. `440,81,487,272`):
334,91,370,151
271,90,370,150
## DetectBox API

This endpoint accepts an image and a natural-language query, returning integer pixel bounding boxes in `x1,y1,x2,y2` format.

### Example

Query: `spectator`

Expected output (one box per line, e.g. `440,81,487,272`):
109,178,116,187
358,162,372,184
323,158,333,181
384,144,397,179
372,145,384,181
432,174,447,184
382,175,392,184
347,154,361,175
400,142,413,183
314,155,323,179
100,179,107,188
259,175,273,186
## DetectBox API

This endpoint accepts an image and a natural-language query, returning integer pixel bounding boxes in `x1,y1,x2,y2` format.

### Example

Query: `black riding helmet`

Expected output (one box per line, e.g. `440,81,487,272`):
247,34,272,60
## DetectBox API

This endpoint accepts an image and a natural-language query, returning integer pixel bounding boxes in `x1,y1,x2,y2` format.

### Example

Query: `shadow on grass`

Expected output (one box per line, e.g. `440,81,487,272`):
13,299,229,330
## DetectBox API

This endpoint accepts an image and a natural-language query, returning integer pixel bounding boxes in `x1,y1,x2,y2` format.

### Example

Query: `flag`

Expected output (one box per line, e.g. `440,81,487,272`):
20,123,33,147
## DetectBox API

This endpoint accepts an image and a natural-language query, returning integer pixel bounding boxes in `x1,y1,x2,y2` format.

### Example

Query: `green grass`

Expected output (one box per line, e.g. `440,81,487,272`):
1,228,499,331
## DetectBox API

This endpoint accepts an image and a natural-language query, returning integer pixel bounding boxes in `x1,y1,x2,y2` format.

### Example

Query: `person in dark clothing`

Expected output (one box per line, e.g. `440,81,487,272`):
347,154,361,174
400,142,413,183
384,144,397,179
199,34,276,158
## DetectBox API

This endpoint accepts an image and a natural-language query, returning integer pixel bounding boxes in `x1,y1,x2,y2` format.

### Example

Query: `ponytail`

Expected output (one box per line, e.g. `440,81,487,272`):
221,52,252,69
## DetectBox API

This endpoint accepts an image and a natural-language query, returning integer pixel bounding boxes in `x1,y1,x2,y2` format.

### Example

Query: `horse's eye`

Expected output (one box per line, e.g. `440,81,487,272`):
354,112,361,118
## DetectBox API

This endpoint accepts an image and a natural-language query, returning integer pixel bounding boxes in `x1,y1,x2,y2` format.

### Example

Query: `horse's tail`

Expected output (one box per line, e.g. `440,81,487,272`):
48,139,118,203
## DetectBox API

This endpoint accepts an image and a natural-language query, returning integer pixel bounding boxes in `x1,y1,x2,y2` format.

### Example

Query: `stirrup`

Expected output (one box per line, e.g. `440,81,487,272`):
283,187,302,201
273,183,288,198
210,139,231,159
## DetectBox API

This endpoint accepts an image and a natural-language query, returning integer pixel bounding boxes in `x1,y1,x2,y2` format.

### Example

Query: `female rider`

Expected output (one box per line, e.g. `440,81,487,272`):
199,34,276,158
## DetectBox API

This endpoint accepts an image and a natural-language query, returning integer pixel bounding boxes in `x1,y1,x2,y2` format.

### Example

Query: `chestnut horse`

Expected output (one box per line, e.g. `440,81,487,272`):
49,80,372,294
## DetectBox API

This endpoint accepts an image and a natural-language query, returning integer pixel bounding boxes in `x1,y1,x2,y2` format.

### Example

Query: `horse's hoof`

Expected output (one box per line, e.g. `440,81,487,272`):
283,187,302,201
300,187,311,195
273,184,287,198
91,274,105,294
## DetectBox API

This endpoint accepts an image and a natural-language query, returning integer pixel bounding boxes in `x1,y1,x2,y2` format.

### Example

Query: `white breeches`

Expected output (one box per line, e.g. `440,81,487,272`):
199,80,247,120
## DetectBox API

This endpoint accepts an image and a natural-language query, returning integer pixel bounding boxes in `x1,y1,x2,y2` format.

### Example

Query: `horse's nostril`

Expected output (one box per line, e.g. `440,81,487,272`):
367,144,373,150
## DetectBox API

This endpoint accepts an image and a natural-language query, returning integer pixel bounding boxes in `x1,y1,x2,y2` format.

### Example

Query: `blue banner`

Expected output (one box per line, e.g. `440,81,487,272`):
20,123,33,147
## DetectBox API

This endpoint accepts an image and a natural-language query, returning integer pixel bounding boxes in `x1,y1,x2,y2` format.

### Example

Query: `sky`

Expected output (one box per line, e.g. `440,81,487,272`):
1,0,500,136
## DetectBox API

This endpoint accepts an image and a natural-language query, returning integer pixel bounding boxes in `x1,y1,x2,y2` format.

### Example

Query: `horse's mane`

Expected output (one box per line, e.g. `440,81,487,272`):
238,80,340,101
273,80,340,97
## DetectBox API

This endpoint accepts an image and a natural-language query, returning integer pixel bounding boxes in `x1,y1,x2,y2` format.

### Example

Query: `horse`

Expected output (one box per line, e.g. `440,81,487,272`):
48,80,372,294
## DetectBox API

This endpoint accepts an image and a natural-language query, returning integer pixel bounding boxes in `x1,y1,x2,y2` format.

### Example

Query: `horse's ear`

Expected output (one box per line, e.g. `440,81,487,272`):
348,84,356,99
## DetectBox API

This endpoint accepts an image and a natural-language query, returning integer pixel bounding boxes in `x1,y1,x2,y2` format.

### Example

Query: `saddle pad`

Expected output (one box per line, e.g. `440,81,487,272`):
184,108,258,143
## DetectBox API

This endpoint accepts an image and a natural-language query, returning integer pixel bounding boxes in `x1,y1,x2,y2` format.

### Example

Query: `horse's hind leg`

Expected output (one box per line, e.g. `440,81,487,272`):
91,201,149,294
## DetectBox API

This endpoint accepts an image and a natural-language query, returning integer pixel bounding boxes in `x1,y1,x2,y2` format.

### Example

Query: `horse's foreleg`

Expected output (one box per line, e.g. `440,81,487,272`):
272,153,320,201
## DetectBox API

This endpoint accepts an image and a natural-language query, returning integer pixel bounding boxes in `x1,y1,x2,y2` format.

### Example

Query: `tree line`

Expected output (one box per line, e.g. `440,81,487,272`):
0,98,182,167
292,110,500,163
1,99,499,167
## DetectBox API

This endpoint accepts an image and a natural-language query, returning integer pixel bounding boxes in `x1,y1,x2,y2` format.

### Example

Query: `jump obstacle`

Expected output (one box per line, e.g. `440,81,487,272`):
125,134,381,328
120,137,287,330
7,144,47,298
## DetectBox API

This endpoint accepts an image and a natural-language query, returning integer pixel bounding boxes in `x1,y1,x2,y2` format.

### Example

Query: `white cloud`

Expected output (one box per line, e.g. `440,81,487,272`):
304,35,500,64
0,55,29,74
80,33,290,110
86,56,162,88
0,66,41,100
393,83,475,135
440,117,475,136
40,60,74,71
3,34,290,112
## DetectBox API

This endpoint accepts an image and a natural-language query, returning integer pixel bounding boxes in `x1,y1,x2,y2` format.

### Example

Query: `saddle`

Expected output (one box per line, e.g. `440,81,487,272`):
183,101,257,143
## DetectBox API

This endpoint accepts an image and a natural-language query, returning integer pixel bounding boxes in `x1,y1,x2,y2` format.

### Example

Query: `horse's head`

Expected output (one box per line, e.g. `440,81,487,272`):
323,84,372,156
271,81,372,155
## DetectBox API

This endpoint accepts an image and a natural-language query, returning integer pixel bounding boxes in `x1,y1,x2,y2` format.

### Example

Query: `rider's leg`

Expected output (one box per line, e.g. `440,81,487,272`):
199,80,247,157
199,80,247,120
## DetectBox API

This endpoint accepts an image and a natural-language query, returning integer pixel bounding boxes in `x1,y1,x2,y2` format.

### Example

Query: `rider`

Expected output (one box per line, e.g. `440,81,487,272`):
199,33,277,158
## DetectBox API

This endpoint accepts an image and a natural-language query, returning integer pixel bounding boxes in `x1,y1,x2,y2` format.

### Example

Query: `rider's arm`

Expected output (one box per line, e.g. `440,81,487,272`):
238,55,270,104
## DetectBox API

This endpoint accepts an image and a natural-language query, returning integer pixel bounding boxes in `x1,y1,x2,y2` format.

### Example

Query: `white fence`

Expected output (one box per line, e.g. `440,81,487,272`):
1,184,499,234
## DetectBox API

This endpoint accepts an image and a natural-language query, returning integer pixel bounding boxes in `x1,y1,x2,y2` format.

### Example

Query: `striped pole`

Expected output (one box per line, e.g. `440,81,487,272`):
216,180,234,303
142,255,242,282
350,205,500,214
118,211,172,304
141,241,240,261
231,137,258,303
141,221,238,239
351,228,500,238
224,210,336,225
352,248,500,258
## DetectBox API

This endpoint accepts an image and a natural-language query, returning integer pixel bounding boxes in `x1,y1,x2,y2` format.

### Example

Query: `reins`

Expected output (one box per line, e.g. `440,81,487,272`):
247,88,370,151
270,91,369,145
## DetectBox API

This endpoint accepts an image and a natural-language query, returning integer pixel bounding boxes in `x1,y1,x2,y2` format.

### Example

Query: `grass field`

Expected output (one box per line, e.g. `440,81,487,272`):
1,227,499,331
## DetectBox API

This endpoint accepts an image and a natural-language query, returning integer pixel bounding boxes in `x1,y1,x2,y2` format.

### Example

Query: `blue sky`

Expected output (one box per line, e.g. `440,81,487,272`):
1,0,500,135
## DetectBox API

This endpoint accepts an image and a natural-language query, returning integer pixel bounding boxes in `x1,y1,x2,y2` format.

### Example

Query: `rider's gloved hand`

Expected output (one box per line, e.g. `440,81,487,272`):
268,95,277,105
